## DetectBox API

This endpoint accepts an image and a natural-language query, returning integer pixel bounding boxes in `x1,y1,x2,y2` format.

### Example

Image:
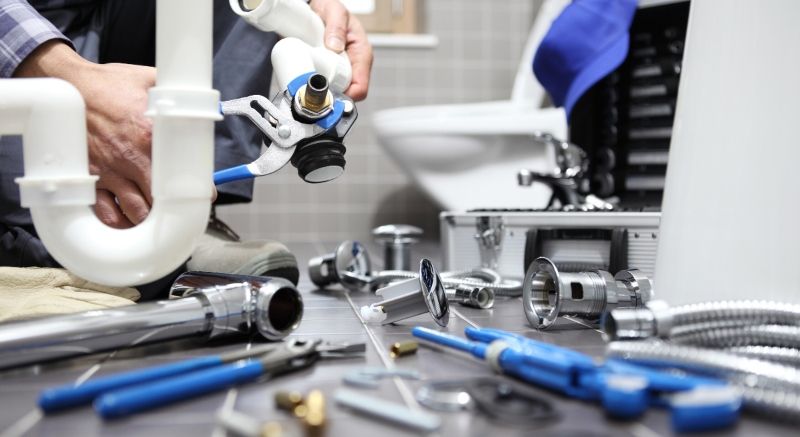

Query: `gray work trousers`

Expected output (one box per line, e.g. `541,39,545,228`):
0,0,277,298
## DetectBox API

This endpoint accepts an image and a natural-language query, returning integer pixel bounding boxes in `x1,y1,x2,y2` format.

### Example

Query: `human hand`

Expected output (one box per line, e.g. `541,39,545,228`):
309,0,374,101
76,62,156,228
15,41,216,229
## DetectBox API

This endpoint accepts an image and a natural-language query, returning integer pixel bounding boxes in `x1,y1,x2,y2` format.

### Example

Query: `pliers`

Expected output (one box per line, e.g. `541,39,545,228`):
38,339,365,419
213,73,356,185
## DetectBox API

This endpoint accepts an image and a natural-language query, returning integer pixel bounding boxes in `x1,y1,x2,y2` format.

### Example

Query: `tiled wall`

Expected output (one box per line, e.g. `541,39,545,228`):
218,0,541,244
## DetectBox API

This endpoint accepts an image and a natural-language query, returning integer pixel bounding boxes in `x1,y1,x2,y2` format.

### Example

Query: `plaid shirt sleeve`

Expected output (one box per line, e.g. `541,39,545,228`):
0,0,72,77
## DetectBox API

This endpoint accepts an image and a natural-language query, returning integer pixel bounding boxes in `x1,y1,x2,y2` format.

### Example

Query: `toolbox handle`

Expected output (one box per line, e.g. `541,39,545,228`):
523,227,628,274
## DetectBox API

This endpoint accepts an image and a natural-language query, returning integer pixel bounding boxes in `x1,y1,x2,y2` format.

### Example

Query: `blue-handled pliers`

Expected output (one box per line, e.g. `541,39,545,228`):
412,326,742,432
38,339,364,418
213,72,351,185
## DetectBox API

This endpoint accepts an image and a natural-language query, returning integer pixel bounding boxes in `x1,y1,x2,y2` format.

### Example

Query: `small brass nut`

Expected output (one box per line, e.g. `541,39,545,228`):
389,340,418,359
303,389,326,434
298,86,332,114
275,390,304,412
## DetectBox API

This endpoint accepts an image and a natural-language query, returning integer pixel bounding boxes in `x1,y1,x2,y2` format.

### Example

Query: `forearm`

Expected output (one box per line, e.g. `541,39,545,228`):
0,0,73,78
13,38,90,80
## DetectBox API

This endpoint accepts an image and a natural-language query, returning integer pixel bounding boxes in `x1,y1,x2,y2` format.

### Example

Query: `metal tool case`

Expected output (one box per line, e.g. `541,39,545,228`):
441,210,660,280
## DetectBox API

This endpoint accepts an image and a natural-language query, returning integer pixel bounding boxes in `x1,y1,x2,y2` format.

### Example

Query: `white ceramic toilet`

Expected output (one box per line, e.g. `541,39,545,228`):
373,0,569,211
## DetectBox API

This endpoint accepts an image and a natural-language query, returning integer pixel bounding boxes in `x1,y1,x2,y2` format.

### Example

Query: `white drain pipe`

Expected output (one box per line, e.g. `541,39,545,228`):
0,0,220,286
230,0,352,92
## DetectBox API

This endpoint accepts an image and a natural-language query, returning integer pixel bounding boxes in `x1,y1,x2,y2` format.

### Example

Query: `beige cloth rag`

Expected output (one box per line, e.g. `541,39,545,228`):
0,267,140,323
187,231,298,277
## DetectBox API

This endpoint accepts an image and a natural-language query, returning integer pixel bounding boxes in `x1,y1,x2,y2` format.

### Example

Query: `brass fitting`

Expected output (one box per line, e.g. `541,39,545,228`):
275,390,304,412
275,389,326,436
298,74,332,115
389,340,419,359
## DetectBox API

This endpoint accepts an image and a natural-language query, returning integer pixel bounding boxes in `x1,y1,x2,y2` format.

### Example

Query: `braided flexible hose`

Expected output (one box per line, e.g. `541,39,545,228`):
672,325,800,350
605,300,800,341
727,346,800,368
742,386,800,419
607,341,800,394
668,301,800,330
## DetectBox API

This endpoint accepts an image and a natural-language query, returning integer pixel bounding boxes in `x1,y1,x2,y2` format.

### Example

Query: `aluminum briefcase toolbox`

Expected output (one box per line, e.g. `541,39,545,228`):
440,210,661,280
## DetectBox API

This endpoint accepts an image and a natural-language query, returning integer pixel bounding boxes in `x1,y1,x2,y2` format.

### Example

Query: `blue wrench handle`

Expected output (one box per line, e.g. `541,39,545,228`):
94,360,265,419
39,356,223,413
214,164,255,185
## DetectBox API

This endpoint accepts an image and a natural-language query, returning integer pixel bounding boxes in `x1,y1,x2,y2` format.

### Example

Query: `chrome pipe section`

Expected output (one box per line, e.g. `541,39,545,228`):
0,273,302,369
446,285,495,309
604,300,800,341
523,257,650,330
171,271,304,340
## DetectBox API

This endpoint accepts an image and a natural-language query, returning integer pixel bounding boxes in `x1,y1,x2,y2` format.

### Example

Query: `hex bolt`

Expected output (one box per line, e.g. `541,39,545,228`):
360,259,450,327
372,224,423,271
308,241,372,292
522,257,652,330
447,285,495,309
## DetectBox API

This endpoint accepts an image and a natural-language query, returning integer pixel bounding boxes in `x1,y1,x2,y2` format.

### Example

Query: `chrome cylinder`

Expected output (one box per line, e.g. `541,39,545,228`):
308,241,371,291
0,273,302,369
173,271,303,341
447,285,495,309
373,224,422,271
523,257,650,330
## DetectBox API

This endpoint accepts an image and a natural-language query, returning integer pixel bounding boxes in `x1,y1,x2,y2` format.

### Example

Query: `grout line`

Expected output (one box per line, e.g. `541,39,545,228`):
0,410,42,437
450,307,481,329
563,316,605,334
1,350,116,437
343,292,420,410
74,363,103,386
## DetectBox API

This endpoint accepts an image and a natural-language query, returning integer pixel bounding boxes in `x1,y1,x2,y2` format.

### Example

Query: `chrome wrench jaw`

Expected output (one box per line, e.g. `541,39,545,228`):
220,94,304,149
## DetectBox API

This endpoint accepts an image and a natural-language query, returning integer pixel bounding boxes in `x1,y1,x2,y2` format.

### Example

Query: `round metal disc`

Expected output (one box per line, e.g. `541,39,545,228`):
419,258,449,327
334,240,372,291
416,380,474,412
372,224,423,244
522,257,561,330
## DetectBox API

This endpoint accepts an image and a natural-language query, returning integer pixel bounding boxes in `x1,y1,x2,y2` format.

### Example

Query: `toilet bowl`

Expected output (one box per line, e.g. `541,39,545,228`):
373,0,569,211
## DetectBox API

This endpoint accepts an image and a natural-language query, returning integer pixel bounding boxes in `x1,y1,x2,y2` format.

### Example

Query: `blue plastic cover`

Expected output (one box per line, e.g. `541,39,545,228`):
533,0,638,117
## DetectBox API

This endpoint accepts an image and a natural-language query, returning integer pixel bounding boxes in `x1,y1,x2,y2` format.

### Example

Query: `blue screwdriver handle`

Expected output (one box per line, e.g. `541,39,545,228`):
94,360,265,419
214,164,255,185
38,356,223,413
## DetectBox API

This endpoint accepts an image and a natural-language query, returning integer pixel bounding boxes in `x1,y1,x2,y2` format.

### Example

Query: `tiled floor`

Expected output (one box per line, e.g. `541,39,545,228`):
0,242,795,437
